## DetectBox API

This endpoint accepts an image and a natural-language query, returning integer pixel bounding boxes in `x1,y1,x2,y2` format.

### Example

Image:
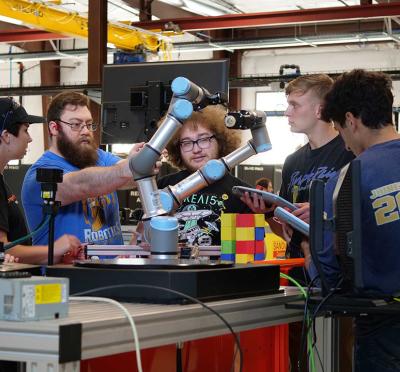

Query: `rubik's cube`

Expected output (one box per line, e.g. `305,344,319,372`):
220,213,266,263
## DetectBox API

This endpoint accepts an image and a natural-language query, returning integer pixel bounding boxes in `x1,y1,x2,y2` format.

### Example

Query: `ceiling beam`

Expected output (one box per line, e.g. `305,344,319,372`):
0,23,391,51
0,2,397,49
0,83,101,96
132,3,400,31
0,29,67,43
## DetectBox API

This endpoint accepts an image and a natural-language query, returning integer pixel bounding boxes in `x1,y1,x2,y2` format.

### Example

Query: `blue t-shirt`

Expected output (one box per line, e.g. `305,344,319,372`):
22,149,124,245
310,139,400,295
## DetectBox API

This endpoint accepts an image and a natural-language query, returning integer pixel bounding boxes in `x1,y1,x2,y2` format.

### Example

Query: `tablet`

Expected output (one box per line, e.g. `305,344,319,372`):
274,207,309,237
232,186,297,211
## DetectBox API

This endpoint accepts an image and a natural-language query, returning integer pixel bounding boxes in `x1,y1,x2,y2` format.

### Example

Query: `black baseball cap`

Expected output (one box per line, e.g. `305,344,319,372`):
0,97,44,132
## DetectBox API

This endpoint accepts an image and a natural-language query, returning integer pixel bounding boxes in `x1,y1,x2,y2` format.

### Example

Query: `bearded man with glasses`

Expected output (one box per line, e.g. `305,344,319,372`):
22,91,160,247
157,105,252,247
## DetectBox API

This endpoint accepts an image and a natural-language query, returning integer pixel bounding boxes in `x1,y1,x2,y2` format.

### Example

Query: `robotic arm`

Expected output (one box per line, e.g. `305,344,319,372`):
160,110,272,212
129,77,227,220
128,98,193,220
128,76,271,256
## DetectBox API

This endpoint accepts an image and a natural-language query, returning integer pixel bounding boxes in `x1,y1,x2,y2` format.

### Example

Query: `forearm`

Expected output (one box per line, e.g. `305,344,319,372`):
57,160,131,205
304,254,312,271
118,178,137,190
266,217,284,238
300,240,312,271
6,245,57,265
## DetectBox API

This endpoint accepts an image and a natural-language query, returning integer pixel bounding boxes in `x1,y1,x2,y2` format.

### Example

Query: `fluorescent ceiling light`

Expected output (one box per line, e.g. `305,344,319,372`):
159,0,184,6
0,15,23,26
171,31,397,53
108,0,140,22
182,0,226,16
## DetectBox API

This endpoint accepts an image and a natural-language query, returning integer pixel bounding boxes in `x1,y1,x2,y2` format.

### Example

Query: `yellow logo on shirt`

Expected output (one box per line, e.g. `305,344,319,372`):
370,183,400,226
292,186,299,203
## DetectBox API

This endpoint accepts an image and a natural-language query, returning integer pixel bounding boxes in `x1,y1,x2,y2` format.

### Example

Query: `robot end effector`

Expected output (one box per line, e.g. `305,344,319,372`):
225,110,271,154
221,110,271,170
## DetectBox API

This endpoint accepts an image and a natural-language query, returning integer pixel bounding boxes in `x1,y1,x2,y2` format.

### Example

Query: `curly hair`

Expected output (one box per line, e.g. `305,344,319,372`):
165,105,242,169
321,69,394,129
286,74,333,101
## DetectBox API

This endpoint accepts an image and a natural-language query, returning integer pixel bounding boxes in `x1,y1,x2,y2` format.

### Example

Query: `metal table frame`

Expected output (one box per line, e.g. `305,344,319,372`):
0,287,305,372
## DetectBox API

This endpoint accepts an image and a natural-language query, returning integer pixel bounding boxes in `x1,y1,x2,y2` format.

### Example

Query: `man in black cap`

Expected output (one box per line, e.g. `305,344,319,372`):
0,97,44,130
0,97,82,264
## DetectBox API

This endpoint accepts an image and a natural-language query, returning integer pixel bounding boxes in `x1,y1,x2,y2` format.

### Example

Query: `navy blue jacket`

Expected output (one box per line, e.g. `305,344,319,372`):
309,139,400,296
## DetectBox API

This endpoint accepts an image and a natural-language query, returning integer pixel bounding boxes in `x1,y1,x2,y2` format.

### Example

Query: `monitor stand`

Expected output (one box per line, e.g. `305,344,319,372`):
286,293,400,316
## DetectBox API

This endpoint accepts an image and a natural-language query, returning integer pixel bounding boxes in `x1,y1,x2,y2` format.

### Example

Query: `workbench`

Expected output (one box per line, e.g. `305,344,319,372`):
0,287,304,372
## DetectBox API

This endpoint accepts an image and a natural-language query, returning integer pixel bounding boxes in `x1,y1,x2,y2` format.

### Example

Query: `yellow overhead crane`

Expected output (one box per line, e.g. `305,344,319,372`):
0,0,173,53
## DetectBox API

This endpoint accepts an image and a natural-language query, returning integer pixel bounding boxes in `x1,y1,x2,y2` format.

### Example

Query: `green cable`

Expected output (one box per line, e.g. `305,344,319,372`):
280,272,307,297
4,215,51,250
280,272,316,372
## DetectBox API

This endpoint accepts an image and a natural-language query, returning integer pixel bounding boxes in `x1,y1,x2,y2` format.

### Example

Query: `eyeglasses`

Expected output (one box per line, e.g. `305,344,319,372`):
179,135,216,152
57,119,98,132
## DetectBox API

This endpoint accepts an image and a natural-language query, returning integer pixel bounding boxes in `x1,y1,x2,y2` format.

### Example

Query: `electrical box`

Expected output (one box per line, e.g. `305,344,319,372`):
0,276,69,321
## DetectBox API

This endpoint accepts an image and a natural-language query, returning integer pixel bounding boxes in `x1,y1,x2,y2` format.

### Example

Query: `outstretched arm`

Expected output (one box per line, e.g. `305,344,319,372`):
1,229,83,264
57,143,162,206
57,160,132,206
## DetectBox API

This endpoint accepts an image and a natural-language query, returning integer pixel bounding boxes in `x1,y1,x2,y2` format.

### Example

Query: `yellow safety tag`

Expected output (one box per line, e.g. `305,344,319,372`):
35,284,62,304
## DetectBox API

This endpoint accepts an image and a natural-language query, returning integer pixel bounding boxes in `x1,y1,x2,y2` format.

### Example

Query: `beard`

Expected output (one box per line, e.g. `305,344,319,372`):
57,128,98,169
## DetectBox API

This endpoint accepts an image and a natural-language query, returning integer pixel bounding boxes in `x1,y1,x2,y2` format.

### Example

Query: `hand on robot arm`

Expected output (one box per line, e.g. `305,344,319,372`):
118,143,164,190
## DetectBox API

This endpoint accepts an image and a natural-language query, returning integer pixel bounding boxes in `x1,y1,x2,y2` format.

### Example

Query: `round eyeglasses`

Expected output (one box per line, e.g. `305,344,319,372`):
179,135,216,152
57,119,98,132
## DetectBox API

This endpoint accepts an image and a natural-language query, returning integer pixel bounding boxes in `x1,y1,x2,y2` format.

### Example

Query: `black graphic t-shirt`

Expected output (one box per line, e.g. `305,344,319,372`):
280,135,354,257
280,135,354,203
158,170,251,246
0,175,29,243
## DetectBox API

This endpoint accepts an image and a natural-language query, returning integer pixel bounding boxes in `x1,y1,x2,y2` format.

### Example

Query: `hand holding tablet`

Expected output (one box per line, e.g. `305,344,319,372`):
274,207,310,237
232,186,297,211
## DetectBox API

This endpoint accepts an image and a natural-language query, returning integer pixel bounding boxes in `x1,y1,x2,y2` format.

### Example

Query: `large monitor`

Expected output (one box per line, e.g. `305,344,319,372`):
101,59,229,144
332,160,363,293
309,160,363,296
